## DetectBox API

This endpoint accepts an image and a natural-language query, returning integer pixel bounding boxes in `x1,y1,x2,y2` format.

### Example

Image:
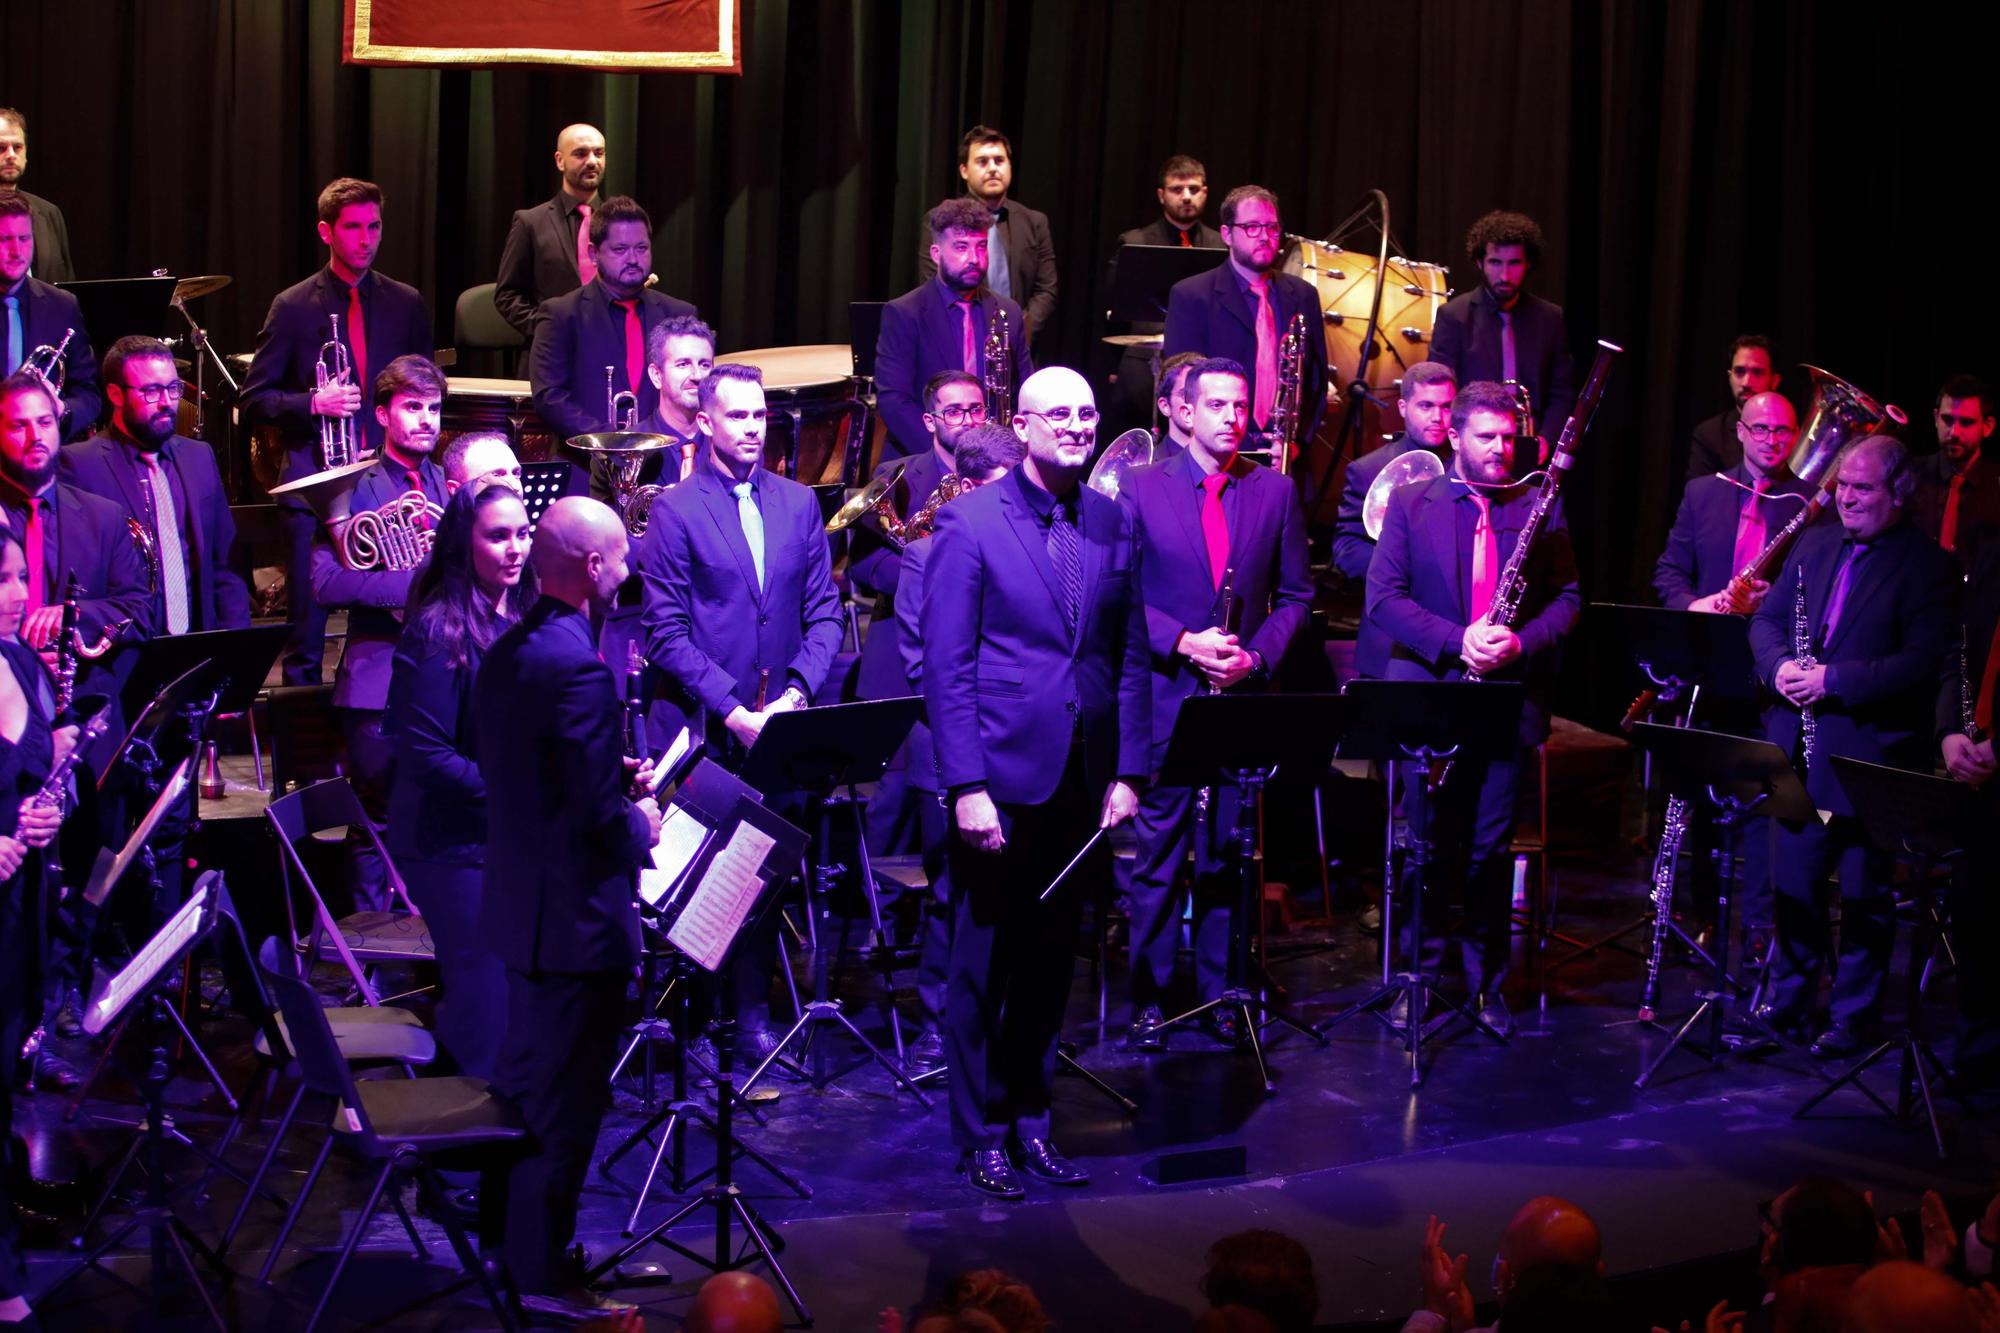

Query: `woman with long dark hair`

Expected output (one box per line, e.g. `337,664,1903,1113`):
0,528,73,1330
385,483,535,1081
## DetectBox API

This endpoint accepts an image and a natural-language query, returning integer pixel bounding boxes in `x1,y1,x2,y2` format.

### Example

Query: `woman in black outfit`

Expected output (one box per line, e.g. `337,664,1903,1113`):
386,483,535,1081
0,529,73,1330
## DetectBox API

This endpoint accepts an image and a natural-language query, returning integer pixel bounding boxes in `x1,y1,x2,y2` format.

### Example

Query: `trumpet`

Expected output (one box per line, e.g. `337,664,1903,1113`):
25,327,75,399
317,312,358,469
606,366,639,430
983,311,1014,427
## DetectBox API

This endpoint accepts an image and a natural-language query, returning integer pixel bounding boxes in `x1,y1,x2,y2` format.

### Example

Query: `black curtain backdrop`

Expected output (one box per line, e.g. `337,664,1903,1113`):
6,0,1993,717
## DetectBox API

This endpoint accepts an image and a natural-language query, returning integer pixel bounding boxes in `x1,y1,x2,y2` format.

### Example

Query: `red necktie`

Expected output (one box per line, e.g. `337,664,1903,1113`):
24,496,44,615
346,285,369,397
575,203,596,286
615,300,644,408
1470,495,1498,621
1942,471,1966,553
1252,279,1277,429
1979,617,2000,734
1732,478,1771,573
960,298,979,375
1178,229,1192,248
1200,471,1230,588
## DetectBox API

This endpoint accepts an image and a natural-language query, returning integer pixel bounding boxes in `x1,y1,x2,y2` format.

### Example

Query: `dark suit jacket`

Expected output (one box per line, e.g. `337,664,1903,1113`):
1912,451,2000,576
529,279,699,446
241,266,434,485
1653,465,1825,609
1940,541,2000,745
309,456,448,711
850,445,951,700
1686,409,1741,480
923,469,1149,805
639,463,844,750
476,596,652,974
10,276,99,438
19,190,74,285
59,432,252,632
916,196,1058,336
1120,450,1311,770
1162,263,1330,447
386,635,487,866
874,279,1031,458
1365,473,1581,744
894,533,940,792
1332,434,1439,676
1750,521,1958,814
1429,286,1576,439
494,191,589,340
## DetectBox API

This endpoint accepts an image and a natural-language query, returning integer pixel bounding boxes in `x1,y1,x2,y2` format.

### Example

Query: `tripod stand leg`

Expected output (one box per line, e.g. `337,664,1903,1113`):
729,1193,813,1325
622,1107,686,1234
160,996,238,1112
1794,1040,1901,1120
1238,1002,1273,1094
1055,1046,1138,1114
686,1107,813,1198
1634,998,1717,1089
159,1212,230,1331
825,1005,935,1106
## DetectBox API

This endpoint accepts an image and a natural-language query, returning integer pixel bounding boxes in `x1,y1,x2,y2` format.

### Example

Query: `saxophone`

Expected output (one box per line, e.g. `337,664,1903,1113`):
876,473,965,547
1637,793,1691,1022
1792,565,1817,771
983,310,1014,427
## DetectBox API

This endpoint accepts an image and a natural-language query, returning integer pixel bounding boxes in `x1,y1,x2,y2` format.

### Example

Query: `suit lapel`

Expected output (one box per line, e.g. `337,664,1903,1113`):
1075,494,1107,654
997,480,1065,627
1161,451,1207,576
1215,266,1255,337
696,469,765,606
550,199,579,279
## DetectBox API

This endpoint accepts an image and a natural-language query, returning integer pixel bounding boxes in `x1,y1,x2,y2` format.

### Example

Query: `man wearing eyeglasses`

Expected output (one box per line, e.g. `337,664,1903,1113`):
878,198,1034,460
1162,186,1329,472
1656,392,1824,616
923,366,1147,1199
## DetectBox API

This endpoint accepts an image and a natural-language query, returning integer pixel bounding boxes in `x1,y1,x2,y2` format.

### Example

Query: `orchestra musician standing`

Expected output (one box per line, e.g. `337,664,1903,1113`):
1429,211,1575,442
242,178,433,685
494,123,607,353
1748,435,1958,1059
1150,351,1203,463
0,109,73,284
0,193,98,440
1683,335,1781,484
1118,357,1311,1050
923,366,1147,1199
916,127,1058,344
1365,381,1581,1035
1912,374,2000,574
1107,156,1222,437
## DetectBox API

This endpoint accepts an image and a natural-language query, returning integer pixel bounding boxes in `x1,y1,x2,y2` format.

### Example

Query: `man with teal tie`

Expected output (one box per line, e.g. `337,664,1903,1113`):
0,193,98,439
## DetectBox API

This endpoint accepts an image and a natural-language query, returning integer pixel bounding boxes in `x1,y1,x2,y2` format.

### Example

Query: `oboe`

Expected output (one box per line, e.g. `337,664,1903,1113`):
1793,565,1817,770
1637,794,1690,1023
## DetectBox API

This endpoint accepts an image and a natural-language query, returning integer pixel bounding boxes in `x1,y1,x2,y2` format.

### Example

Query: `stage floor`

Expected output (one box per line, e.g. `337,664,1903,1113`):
20,864,1999,1331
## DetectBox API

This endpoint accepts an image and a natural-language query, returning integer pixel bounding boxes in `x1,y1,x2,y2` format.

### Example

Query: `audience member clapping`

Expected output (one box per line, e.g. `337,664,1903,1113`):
1199,1229,1320,1333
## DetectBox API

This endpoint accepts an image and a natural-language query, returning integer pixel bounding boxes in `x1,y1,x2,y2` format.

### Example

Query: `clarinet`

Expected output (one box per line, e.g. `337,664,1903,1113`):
1963,624,1982,742
18,709,112,1062
623,642,650,762
1195,575,1238,822
1636,793,1690,1022
1793,566,1817,771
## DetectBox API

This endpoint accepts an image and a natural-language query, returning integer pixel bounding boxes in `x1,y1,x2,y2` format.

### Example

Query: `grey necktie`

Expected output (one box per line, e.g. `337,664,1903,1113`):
732,481,765,592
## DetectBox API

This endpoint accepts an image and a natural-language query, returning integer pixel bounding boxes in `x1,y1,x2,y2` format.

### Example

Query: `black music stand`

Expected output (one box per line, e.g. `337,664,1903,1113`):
521,459,572,528
56,275,177,345
1559,605,1760,984
120,624,288,724
1793,758,1986,1156
1319,680,1525,1088
587,794,815,1326
1629,724,1816,1088
37,872,230,1330
737,698,933,1105
1105,244,1228,326
1150,694,1343,1093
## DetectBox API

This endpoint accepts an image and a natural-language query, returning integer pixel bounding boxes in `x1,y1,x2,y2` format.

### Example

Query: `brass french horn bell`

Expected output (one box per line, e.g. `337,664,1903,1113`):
826,458,908,534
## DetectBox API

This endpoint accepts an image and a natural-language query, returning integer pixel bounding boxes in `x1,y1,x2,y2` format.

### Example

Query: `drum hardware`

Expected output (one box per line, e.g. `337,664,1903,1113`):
269,459,441,570
154,269,240,436
565,431,674,535
1399,326,1427,343
316,312,358,469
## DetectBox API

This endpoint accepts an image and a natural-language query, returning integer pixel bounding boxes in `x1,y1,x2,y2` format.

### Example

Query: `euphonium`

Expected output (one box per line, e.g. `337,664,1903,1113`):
1264,312,1307,475
983,312,1014,427
24,327,75,398
317,312,357,469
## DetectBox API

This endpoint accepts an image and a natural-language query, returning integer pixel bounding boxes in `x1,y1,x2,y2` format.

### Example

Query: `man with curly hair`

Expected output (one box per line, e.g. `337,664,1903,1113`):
1430,209,1575,441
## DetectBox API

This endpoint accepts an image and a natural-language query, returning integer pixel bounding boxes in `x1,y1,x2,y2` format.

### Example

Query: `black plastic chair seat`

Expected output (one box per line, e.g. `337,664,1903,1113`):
256,1010,437,1065
871,853,927,893
340,1075,525,1154
330,911,435,959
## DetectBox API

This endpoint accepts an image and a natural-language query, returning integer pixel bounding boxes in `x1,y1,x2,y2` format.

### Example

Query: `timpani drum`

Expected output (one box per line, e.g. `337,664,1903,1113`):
1283,239,1450,395
443,376,557,462
715,345,868,488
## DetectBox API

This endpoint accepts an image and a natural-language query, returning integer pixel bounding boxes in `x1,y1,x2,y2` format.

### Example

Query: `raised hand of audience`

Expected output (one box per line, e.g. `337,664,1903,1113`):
1418,1214,1476,1333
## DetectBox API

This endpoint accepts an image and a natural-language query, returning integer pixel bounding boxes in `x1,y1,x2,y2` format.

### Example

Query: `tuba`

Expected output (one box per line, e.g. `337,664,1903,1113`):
317,312,357,469
566,432,673,536
1360,448,1446,540
25,327,75,398
983,309,1014,427
269,459,441,571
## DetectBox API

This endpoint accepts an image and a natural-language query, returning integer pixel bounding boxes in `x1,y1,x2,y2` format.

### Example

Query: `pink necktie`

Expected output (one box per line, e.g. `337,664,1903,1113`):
1252,280,1278,429
576,204,596,285
1201,472,1230,588
1942,471,1966,553
1499,309,1518,383
1470,495,1498,621
1732,479,1771,573
346,285,369,396
960,298,979,375
615,300,644,409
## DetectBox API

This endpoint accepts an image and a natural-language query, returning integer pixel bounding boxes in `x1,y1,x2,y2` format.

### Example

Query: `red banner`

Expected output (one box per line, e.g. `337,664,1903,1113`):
344,0,741,74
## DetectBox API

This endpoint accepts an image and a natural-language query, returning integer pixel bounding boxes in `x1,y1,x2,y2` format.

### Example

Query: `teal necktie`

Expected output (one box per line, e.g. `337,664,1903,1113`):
732,481,765,593
3,295,20,376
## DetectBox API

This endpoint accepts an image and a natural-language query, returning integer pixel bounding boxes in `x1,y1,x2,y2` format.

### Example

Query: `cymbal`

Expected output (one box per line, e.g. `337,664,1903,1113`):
172,274,232,302
825,459,907,534
564,431,674,457
1101,334,1164,348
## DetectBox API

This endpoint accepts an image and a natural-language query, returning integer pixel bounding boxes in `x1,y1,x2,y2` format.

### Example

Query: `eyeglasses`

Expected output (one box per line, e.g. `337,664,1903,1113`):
930,402,988,424
1227,222,1281,237
1018,406,1100,429
1742,423,1796,441
127,383,184,403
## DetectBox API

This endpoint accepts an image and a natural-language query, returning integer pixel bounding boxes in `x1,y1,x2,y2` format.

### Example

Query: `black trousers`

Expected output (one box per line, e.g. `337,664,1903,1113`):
341,708,394,915
401,859,507,1082
944,754,1093,1150
1398,756,1521,999
280,503,327,686
914,791,951,1028
1766,814,1894,1029
1127,782,1240,1008
482,966,626,1296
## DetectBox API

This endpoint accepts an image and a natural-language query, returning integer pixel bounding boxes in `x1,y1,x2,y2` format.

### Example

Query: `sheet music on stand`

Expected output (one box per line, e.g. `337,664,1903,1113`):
521,461,572,529
84,878,215,1035
84,757,191,908
668,818,778,971
640,760,806,972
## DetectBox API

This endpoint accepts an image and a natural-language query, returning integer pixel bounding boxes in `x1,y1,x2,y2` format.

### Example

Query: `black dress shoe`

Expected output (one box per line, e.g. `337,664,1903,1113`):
1201,1007,1245,1047
517,1288,638,1326
905,1028,947,1071
53,993,83,1040
1476,993,1513,1038
1009,1138,1089,1186
1125,1004,1165,1052
1752,1002,1809,1042
1810,1024,1869,1061
961,1149,1025,1200
29,1052,80,1091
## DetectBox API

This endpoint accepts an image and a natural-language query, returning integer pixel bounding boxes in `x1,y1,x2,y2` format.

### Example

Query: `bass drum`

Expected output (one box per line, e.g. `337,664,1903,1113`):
1282,238,1449,395
715,345,868,488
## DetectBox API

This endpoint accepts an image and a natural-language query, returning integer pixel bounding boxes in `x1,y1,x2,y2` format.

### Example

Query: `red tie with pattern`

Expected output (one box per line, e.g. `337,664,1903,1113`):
1200,471,1230,588
960,298,979,375
346,285,368,397
1471,495,1498,621
1943,471,1967,553
1252,279,1278,429
615,300,644,407
576,203,596,285
1732,479,1771,573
